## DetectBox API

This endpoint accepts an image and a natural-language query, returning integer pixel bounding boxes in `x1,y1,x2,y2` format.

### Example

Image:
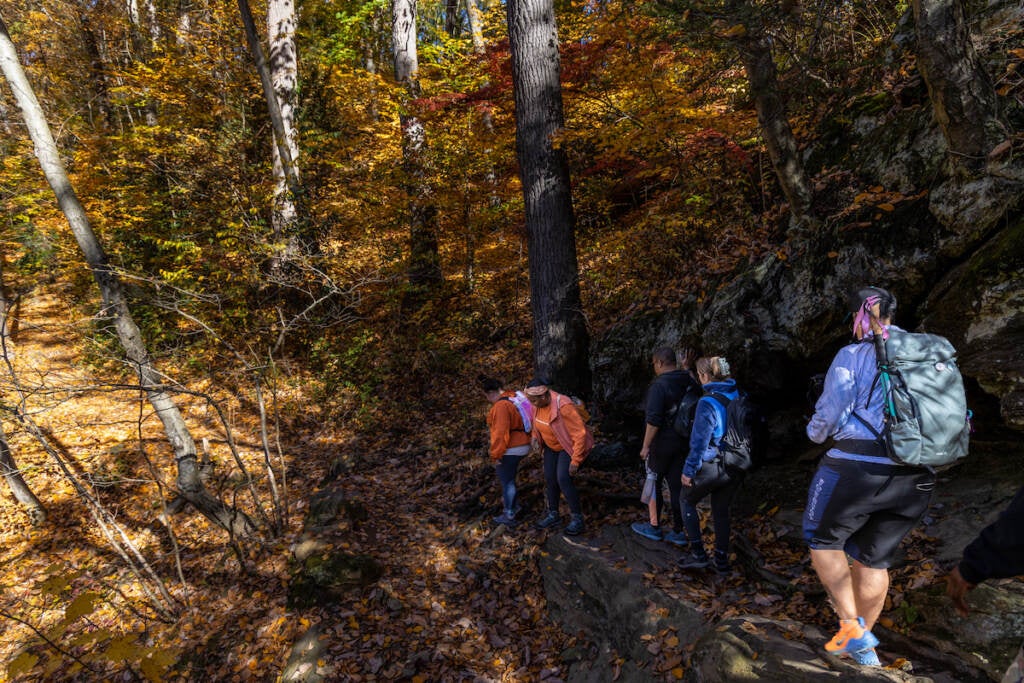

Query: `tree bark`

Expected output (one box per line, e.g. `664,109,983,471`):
79,17,114,130
237,0,302,221
392,0,442,301
0,425,45,524
267,0,300,240
466,0,486,54
445,0,461,38
735,29,814,229
913,0,1003,173
176,0,193,47
0,256,45,523
506,0,591,397
126,0,160,125
362,8,382,121
0,14,253,536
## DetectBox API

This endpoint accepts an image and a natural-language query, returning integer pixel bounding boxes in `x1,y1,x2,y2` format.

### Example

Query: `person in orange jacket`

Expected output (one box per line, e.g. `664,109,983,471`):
482,377,533,526
524,379,593,535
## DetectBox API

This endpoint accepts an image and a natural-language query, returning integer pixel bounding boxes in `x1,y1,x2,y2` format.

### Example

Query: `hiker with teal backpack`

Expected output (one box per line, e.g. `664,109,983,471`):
677,356,752,574
482,377,534,527
804,286,970,667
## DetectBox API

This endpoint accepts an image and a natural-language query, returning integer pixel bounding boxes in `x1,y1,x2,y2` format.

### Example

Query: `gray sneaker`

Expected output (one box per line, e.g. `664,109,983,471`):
535,510,561,529
676,551,710,570
564,513,585,536
492,510,517,526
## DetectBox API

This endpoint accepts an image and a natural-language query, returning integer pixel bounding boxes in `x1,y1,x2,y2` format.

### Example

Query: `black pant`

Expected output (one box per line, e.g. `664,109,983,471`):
542,447,581,514
654,456,685,532
683,459,743,557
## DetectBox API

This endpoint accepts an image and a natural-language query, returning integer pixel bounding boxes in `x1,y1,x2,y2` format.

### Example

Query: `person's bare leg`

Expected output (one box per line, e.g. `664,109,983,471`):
811,548,857,619
648,498,658,527
851,560,889,630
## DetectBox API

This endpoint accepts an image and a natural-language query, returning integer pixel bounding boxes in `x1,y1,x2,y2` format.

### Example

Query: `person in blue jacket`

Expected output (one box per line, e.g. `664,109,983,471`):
677,356,743,573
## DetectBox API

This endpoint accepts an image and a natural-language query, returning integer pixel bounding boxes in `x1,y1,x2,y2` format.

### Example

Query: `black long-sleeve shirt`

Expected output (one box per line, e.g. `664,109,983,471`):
959,484,1024,585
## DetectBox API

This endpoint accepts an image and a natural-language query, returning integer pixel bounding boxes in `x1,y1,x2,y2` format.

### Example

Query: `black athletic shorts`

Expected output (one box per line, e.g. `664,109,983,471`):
803,456,936,568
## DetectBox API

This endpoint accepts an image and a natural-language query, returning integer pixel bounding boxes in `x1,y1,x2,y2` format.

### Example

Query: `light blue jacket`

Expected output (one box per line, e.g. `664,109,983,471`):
684,379,738,478
807,327,902,464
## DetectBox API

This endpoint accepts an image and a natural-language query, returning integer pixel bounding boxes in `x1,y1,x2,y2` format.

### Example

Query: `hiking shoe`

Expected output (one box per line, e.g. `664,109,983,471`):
630,521,663,541
492,511,517,527
825,618,879,656
850,648,882,666
663,530,689,547
712,551,730,574
676,551,711,570
564,514,585,536
535,511,561,529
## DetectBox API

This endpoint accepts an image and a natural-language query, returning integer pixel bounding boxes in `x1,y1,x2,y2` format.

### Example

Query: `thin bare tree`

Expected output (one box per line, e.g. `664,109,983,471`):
0,12,254,536
0,260,44,523
393,0,443,303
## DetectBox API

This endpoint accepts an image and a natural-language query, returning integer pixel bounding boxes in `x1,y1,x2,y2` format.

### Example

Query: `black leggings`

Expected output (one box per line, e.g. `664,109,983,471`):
542,447,581,514
682,459,743,556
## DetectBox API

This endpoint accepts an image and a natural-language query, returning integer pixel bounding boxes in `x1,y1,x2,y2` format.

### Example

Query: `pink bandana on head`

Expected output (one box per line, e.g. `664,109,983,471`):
853,295,888,340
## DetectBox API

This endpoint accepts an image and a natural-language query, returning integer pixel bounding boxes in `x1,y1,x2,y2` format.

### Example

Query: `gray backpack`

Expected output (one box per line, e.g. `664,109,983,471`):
871,330,970,469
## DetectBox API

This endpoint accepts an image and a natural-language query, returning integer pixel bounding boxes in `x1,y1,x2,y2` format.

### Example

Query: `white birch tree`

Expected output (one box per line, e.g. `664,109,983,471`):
0,12,254,535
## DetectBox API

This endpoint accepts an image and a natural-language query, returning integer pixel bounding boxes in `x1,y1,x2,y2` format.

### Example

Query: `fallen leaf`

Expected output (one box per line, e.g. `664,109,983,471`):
988,139,1013,159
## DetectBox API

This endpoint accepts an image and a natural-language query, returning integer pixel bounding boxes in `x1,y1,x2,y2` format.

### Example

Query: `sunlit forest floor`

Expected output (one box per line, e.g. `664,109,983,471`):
0,285,961,681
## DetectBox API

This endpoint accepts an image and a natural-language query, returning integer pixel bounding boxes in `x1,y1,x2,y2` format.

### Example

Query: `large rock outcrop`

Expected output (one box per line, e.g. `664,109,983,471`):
592,118,1022,443
920,217,1024,429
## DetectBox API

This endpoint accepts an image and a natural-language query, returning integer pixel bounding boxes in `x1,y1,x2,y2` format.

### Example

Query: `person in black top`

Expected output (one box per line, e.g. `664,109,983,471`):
631,346,699,546
946,483,1024,681
947,483,1024,611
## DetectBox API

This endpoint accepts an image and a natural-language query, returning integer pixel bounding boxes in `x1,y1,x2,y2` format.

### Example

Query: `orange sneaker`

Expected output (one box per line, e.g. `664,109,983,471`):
825,617,879,655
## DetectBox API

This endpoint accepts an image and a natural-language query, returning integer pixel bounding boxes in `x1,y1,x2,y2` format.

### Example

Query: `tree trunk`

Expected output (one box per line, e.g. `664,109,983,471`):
267,0,300,241
445,0,460,37
79,17,114,130
392,0,442,302
177,0,193,46
0,418,45,524
466,0,486,54
126,0,160,125
464,0,497,290
237,0,302,222
913,0,1003,173
146,0,160,46
0,256,46,523
0,14,253,536
362,10,379,120
505,0,591,397
735,30,814,229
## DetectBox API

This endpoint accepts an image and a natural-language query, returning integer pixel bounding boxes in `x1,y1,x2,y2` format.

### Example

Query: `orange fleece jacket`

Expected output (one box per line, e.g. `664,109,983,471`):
532,392,591,465
487,391,531,461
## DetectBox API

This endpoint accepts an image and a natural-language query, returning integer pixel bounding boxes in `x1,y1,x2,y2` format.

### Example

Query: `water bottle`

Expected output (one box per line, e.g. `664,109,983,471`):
640,467,658,504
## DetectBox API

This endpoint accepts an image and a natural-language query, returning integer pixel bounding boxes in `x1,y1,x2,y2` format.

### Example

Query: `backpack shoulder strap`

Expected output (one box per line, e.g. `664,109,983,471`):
850,410,882,439
705,392,731,409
